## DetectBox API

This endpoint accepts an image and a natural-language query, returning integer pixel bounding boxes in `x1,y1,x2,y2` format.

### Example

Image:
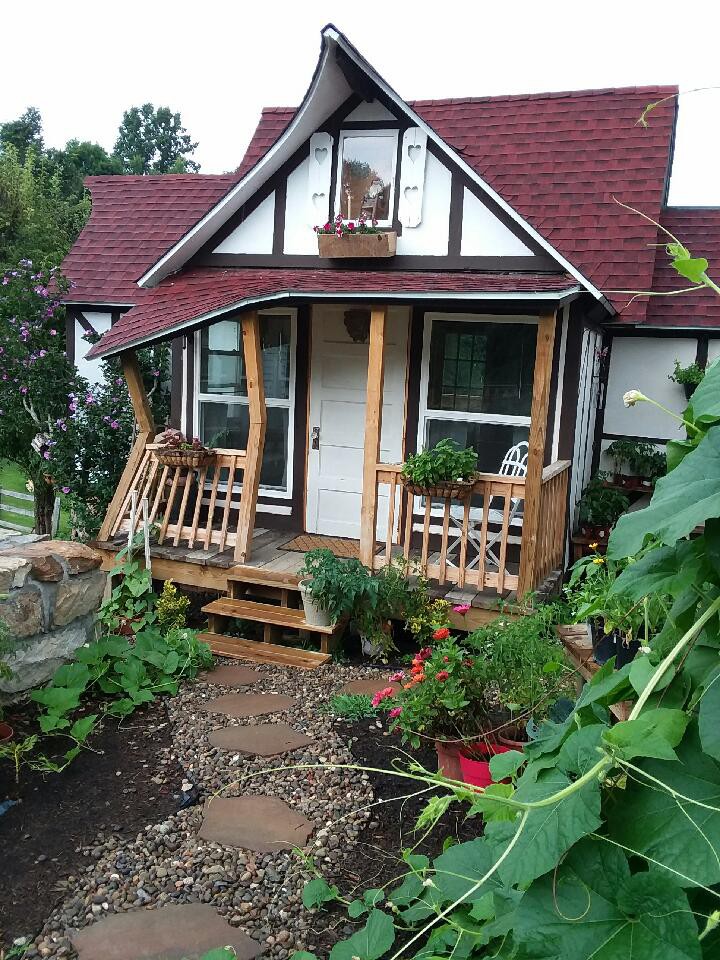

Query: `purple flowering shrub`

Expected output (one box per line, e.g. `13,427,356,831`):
0,261,170,537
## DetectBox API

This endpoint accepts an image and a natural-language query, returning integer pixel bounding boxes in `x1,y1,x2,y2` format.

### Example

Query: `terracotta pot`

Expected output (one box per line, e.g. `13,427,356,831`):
434,740,463,781
579,523,609,541
0,721,14,744
498,733,527,750
459,741,512,788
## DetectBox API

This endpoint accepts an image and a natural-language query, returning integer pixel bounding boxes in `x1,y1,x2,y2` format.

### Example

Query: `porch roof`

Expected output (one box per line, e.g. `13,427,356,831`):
86,266,579,359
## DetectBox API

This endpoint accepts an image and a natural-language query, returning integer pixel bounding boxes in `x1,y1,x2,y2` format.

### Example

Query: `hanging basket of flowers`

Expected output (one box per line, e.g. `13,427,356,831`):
400,439,479,500
315,214,396,258
154,429,215,469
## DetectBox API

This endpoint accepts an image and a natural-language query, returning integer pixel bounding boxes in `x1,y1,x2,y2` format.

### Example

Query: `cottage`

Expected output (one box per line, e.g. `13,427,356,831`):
60,24,717,656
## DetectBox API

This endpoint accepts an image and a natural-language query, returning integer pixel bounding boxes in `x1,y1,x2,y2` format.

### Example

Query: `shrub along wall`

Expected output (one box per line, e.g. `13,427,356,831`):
0,539,105,695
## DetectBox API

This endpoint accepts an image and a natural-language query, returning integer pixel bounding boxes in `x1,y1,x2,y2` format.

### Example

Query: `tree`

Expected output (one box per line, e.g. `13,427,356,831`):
113,104,199,174
0,107,43,164
45,140,123,204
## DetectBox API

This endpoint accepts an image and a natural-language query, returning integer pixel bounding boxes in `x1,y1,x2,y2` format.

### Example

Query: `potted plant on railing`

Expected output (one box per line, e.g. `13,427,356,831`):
605,438,666,488
154,429,215,469
669,358,705,399
576,473,629,541
314,213,396,259
400,439,479,500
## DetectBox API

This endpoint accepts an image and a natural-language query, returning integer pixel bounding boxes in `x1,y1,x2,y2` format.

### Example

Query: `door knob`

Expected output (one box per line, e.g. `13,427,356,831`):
311,426,320,450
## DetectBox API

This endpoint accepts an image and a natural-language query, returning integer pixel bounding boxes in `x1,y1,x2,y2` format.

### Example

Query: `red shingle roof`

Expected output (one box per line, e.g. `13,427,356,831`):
642,208,720,327
239,87,679,320
61,173,238,304
86,267,577,358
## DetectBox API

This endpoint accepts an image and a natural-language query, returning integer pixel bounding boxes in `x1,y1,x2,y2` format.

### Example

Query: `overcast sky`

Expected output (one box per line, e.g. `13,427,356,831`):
2,0,719,205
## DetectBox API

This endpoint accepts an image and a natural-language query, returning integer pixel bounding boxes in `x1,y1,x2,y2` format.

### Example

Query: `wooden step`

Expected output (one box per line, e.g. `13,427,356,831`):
226,566,302,590
199,633,331,669
202,597,336,635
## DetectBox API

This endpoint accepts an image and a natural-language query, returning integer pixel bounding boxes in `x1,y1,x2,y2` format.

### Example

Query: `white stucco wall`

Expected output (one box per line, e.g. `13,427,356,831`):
396,153,451,256
74,311,112,385
214,192,275,254
284,158,316,255
460,188,533,256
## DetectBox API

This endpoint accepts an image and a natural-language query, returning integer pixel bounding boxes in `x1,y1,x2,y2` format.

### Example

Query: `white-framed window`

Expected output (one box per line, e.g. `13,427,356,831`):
417,313,538,474
195,308,296,498
336,129,399,226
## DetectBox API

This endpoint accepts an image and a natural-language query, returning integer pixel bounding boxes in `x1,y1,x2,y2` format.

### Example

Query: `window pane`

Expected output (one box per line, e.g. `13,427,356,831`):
200,403,289,490
427,321,536,416
340,135,395,221
200,315,291,399
426,419,529,474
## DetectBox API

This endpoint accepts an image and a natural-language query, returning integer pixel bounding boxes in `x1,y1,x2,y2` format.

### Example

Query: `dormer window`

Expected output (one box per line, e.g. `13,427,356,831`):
337,129,398,226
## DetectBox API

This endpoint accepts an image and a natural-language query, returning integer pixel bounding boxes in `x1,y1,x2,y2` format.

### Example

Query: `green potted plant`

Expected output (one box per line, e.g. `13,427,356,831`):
605,439,666,487
577,474,629,541
401,438,478,499
669,359,705,399
298,549,373,628
354,559,415,660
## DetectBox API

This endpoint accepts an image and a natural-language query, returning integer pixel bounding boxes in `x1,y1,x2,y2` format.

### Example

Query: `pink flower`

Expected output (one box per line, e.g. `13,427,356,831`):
61,486,70,494
347,222,355,231
453,604,471,614
418,647,432,661
371,686,396,708
389,671,404,682
49,329,57,336
388,707,402,720
435,670,449,682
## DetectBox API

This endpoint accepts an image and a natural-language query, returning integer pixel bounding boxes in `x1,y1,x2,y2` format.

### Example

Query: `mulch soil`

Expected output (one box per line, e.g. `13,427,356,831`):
308,713,483,953
0,699,181,948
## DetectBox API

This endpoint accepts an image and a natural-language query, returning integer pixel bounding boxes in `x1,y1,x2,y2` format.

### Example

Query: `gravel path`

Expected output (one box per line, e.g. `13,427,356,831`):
22,659,389,960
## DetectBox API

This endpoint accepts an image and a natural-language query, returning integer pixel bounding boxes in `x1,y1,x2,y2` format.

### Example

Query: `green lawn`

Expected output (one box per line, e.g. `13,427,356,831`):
0,460,71,537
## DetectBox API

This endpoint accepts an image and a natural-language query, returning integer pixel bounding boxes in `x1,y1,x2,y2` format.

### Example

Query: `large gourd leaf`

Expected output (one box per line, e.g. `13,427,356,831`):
698,667,720,763
513,837,700,960
608,426,720,558
328,910,394,960
609,539,711,601
485,769,601,887
685,356,720,427
607,722,720,887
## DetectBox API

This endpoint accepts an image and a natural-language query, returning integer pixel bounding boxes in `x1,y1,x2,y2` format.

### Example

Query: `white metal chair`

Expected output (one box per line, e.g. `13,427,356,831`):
448,441,529,571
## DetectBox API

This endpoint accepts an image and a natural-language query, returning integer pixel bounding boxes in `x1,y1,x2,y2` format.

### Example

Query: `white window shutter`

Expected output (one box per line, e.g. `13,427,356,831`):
308,132,333,225
398,127,427,228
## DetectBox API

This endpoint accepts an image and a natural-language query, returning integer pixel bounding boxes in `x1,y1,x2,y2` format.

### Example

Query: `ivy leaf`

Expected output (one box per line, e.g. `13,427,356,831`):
39,712,70,733
629,655,674,696
105,697,135,717
430,837,504,905
489,750,525,782
608,722,720,887
602,708,689,761
52,662,91,691
574,660,633,710
556,724,607,776
673,255,709,285
467,782,517,822
31,685,82,714
329,910,395,960
347,900,367,919
486,769,602,887
302,877,340,910
513,837,701,960
608,427,720,557
698,668,720,763
69,714,97,743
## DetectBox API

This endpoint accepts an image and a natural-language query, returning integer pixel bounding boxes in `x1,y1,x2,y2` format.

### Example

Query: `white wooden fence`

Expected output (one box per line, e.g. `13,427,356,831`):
0,487,60,535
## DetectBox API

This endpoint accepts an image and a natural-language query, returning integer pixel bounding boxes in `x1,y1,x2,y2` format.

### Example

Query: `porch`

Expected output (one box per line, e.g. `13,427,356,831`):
95,303,571,649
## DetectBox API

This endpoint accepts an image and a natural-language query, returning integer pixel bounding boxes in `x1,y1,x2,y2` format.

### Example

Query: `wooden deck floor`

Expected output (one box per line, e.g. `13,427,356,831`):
95,526,519,616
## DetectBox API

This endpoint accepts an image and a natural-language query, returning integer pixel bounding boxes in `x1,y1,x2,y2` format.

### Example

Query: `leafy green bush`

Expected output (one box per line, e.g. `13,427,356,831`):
577,473,629,528
156,579,190,632
401,438,478,487
669,358,705,385
299,549,376,622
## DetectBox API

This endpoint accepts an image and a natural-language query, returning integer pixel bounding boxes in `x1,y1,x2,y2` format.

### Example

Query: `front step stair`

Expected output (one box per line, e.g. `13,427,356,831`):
201,567,343,668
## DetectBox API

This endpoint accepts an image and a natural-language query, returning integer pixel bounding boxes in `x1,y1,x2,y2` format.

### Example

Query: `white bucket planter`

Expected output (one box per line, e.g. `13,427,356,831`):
299,579,333,627
360,635,385,659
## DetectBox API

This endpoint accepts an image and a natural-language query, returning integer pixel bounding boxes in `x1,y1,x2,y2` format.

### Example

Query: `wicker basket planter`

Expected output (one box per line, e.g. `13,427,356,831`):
317,231,397,258
155,447,215,469
401,476,477,500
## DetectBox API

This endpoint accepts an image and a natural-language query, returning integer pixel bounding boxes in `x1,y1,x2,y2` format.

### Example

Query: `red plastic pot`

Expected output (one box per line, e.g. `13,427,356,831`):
0,721,14,744
459,742,512,788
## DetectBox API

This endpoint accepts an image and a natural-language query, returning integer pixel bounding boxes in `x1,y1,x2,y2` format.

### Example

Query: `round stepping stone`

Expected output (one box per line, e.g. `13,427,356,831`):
199,795,313,852
197,664,266,687
71,902,262,960
341,677,401,698
209,721,314,756
200,692,296,718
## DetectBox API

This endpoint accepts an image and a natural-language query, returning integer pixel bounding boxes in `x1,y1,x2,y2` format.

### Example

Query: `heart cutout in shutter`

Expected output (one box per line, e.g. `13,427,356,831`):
407,143,422,163
312,192,326,211
404,185,419,203
314,147,328,165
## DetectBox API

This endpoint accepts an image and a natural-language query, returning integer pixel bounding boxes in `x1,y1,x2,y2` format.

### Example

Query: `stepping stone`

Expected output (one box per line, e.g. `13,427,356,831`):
341,677,401,698
71,902,262,960
200,692,296,718
199,795,313,852
198,664,266,687
209,722,314,756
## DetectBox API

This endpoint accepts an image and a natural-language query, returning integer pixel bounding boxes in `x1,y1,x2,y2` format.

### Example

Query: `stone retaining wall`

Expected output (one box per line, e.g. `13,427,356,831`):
0,540,105,696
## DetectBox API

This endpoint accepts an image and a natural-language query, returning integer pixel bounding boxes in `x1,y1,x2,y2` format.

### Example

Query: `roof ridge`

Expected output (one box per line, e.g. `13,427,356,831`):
84,173,237,184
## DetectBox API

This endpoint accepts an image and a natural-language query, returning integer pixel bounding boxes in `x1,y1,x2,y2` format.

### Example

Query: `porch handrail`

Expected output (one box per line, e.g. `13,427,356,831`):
532,459,570,589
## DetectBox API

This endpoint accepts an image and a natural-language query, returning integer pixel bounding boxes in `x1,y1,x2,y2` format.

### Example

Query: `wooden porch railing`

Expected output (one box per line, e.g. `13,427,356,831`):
108,446,251,553
373,459,570,596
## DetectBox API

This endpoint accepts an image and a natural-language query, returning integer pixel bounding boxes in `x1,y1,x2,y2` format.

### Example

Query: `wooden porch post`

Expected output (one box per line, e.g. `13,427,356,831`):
359,306,387,568
98,351,155,541
234,311,266,563
517,311,557,597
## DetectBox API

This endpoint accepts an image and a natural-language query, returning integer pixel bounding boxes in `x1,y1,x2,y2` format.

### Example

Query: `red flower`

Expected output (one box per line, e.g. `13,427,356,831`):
433,628,450,641
419,647,433,660
347,221,355,231
323,222,331,231
435,670,449,681
443,656,450,663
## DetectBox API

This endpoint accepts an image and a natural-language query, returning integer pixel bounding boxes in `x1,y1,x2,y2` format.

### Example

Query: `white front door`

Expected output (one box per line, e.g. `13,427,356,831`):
306,304,409,539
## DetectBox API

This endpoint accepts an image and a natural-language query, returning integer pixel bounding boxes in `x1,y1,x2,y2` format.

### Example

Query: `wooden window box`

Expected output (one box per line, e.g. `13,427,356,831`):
317,231,397,258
